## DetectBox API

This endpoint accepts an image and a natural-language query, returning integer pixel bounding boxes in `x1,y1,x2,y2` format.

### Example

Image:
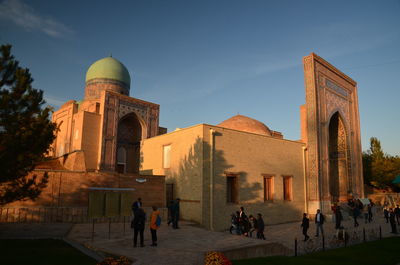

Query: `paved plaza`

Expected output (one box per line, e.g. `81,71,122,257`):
66,210,399,265
1,209,399,265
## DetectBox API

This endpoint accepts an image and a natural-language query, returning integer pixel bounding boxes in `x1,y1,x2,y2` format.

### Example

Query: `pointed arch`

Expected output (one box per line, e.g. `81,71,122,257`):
116,112,143,173
328,111,351,202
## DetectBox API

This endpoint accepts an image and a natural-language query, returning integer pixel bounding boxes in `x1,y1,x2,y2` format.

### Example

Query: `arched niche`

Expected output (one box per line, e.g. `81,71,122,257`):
328,112,351,202
116,112,143,173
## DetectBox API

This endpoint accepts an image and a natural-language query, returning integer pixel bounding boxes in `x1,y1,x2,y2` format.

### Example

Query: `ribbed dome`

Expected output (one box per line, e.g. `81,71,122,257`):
85,57,130,86
218,115,272,136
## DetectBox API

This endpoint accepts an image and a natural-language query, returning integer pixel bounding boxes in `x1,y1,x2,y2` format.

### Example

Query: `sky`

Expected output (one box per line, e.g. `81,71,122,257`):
0,0,399,156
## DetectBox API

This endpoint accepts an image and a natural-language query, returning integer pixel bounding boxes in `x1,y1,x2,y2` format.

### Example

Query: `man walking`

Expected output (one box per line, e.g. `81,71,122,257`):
315,209,324,237
301,213,310,241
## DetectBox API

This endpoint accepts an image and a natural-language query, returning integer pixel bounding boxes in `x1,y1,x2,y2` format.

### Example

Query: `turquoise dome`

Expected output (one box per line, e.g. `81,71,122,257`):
85,57,131,86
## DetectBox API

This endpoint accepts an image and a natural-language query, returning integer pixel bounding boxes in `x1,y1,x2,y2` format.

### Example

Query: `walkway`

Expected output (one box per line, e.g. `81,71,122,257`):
66,211,399,265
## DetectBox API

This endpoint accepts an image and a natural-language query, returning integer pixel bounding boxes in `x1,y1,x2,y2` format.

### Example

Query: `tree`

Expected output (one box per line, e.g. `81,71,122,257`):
363,137,400,191
0,44,57,205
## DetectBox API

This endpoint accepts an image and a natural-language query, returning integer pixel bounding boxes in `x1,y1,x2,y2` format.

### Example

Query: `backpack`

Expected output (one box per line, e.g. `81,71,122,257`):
156,214,161,227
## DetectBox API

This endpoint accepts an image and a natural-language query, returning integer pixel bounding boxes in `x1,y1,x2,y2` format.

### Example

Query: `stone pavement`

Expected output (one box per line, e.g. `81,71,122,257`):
0,210,398,265
66,210,400,265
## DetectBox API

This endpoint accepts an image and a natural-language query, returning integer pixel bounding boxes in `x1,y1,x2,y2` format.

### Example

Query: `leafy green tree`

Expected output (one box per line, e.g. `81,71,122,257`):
363,137,400,190
0,44,57,205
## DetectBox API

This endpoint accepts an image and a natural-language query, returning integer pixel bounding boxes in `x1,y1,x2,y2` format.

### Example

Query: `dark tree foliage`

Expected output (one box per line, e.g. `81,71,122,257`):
0,44,57,205
363,137,400,191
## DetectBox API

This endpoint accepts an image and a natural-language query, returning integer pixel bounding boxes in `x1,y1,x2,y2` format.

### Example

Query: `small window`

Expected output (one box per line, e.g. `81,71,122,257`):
226,175,238,203
283,176,293,201
163,145,171,168
263,175,274,201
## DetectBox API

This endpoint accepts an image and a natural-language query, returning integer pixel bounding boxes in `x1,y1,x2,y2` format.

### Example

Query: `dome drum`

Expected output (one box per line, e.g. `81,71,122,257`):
85,78,129,100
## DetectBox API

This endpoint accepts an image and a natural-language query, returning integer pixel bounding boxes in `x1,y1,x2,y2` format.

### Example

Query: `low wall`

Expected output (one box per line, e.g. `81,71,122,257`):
0,206,168,223
220,242,291,261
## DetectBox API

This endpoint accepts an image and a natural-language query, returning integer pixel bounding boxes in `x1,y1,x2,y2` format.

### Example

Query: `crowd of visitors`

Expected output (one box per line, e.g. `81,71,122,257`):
229,207,265,240
128,196,399,248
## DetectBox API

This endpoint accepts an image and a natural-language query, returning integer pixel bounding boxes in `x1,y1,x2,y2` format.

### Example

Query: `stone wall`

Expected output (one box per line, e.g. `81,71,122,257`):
2,170,166,222
141,124,306,231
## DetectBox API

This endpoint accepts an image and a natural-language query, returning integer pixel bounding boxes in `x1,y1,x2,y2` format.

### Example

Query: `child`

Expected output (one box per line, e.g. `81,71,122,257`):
150,206,161,246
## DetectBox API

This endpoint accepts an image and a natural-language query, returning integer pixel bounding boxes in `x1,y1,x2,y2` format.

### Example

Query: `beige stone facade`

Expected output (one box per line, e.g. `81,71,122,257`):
141,123,306,231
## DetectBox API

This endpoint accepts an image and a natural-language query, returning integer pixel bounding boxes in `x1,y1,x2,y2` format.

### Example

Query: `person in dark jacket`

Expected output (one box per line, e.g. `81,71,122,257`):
132,197,142,216
301,213,310,241
132,207,146,247
394,205,400,225
256,213,265,240
367,203,373,223
248,215,258,238
389,208,398,234
335,206,343,229
352,204,360,227
384,207,389,223
171,198,180,229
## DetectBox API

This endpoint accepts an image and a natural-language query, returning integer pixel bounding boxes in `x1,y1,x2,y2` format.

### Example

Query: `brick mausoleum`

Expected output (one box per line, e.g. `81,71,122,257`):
1,57,167,222
1,54,365,231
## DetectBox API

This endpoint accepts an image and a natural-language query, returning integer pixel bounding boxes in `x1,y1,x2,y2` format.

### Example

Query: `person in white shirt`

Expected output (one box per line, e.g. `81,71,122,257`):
315,209,325,237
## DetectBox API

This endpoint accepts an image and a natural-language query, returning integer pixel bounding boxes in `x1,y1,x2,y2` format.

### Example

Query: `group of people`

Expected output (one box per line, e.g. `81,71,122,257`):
229,207,265,240
131,197,161,247
383,204,400,234
346,198,373,227
130,197,181,248
299,200,400,241
300,209,325,241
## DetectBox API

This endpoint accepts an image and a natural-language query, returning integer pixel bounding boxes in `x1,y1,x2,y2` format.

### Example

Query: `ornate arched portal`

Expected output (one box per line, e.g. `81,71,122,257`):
116,113,142,173
328,112,350,202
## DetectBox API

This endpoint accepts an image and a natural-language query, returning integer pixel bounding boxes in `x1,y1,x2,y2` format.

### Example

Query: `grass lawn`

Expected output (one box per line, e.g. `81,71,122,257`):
0,239,97,265
233,236,400,265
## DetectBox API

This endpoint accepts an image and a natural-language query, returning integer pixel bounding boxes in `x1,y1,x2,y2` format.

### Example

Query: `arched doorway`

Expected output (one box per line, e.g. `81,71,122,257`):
116,113,142,174
328,112,350,202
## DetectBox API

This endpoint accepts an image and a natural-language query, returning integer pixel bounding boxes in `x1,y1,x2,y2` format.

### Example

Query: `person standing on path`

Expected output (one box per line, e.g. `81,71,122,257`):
301,213,310,241
335,206,343,229
394,205,400,225
150,206,161,246
256,213,266,240
172,198,181,229
384,207,389,223
352,204,360,227
132,197,142,216
367,203,373,223
315,209,324,237
389,208,398,234
132,207,146,247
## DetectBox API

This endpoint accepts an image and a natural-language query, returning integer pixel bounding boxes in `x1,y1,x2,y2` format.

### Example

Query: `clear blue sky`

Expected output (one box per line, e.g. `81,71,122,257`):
1,0,399,155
